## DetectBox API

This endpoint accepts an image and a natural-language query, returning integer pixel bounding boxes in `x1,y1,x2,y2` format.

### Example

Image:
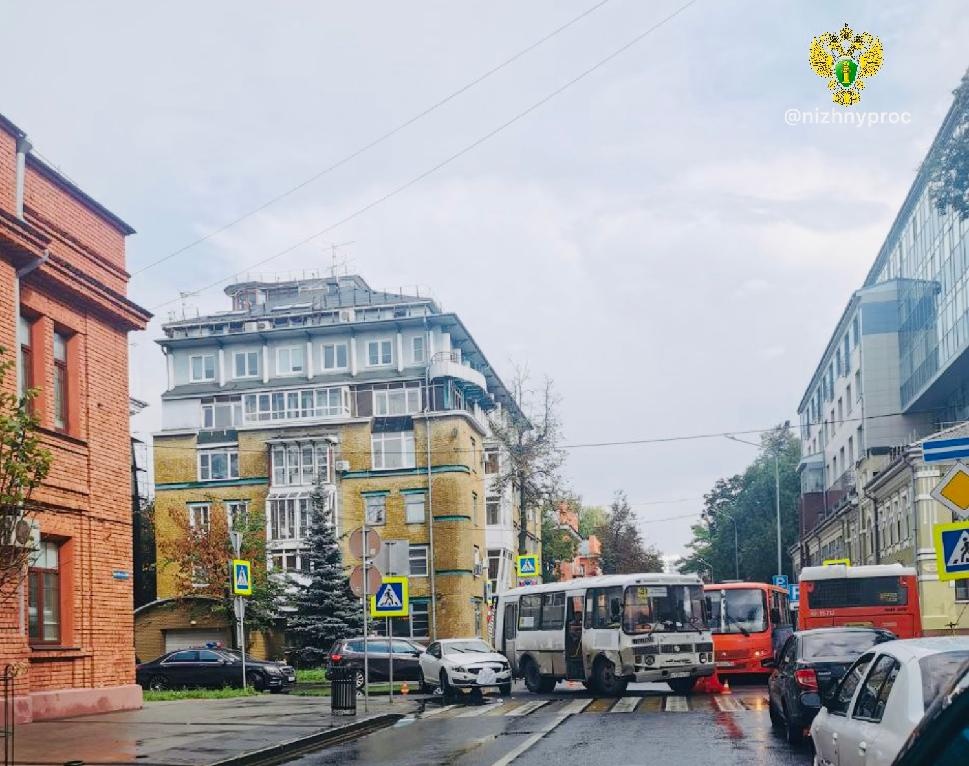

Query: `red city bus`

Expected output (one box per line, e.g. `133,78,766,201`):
704,582,793,676
798,563,922,638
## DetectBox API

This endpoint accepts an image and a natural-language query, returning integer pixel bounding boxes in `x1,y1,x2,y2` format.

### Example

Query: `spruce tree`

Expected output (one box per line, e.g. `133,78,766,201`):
287,483,362,665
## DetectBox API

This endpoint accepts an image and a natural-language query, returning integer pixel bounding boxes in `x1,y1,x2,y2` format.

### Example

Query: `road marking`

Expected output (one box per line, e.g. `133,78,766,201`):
586,697,616,713
456,704,499,718
664,695,689,712
712,696,744,712
610,696,639,713
488,710,573,766
505,699,549,717
637,696,663,712
420,704,459,718
558,698,591,715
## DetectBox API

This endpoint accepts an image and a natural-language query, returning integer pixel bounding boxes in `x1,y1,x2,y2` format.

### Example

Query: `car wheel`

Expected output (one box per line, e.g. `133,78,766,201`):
247,672,265,692
667,677,695,695
499,682,512,697
440,670,454,701
147,675,169,692
523,659,544,694
783,704,803,745
418,669,431,694
593,658,628,697
768,698,782,728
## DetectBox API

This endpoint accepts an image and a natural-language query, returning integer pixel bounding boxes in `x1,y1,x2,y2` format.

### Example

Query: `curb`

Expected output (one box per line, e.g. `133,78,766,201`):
208,713,403,766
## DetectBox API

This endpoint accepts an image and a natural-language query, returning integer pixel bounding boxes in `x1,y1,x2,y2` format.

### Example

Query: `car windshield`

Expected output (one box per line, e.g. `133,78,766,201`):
801,631,892,659
623,584,706,634
707,589,767,634
921,651,969,710
444,640,492,655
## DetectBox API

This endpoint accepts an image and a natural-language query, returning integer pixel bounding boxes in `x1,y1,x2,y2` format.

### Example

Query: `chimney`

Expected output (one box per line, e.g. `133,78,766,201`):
15,134,31,219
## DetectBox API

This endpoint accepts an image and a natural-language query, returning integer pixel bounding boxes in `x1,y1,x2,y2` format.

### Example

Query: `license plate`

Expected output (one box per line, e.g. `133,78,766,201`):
287,675,295,682
716,662,735,668
668,672,690,679
478,669,496,685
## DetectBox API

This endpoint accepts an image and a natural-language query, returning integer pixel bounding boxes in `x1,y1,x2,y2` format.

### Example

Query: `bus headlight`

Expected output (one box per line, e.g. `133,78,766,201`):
699,653,707,663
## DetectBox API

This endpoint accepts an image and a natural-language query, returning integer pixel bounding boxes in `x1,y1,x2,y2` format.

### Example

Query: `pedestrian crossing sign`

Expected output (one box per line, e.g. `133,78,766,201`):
933,521,969,581
232,559,252,596
370,576,409,618
516,554,539,577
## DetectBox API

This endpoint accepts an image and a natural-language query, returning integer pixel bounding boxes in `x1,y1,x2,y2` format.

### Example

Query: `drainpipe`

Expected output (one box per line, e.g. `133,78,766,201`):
15,135,31,219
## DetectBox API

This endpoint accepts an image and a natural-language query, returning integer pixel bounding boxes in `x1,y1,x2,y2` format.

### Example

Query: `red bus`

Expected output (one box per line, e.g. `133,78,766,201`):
798,563,922,638
704,582,793,676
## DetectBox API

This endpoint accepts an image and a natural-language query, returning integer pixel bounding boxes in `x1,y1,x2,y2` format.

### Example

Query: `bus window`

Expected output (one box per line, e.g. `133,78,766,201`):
541,592,565,630
808,577,908,609
708,588,768,634
503,603,517,640
590,587,623,629
518,594,541,630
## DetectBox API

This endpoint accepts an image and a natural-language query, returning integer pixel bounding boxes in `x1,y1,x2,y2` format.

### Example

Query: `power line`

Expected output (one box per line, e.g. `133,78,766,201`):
151,0,701,310
129,0,614,278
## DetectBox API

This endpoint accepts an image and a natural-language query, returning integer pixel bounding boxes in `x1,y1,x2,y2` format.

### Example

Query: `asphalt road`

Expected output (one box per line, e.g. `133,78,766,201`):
285,679,813,766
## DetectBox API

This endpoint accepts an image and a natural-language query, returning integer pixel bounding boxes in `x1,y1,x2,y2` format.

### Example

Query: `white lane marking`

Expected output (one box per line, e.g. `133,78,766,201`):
505,699,550,717
456,704,499,718
488,710,572,766
664,695,689,712
610,697,639,713
713,696,744,712
420,704,459,718
558,698,591,715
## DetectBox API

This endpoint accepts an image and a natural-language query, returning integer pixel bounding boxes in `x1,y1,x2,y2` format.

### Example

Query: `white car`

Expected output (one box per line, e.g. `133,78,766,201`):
418,638,513,697
811,637,969,766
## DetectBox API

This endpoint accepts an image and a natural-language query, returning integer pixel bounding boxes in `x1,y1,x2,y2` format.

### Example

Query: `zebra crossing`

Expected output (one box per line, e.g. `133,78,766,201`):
423,693,769,719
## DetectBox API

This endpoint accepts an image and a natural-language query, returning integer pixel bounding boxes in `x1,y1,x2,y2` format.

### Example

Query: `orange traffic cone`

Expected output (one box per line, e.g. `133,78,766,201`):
721,677,732,695
400,682,410,695
694,671,725,694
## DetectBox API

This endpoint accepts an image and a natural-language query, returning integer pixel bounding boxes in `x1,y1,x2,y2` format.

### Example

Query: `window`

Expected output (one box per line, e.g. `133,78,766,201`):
225,500,249,531
853,654,899,722
472,492,478,525
243,386,349,422
269,496,312,540
28,541,60,644
202,397,243,428
271,443,331,486
846,384,852,413
589,586,624,629
541,592,565,630
856,370,862,400
404,493,425,524
371,431,416,470
486,497,500,526
367,339,393,366
484,448,499,474
322,342,348,371
409,545,429,576
838,398,844,423
198,449,239,481
365,494,386,525
190,354,216,382
18,314,32,398
373,387,421,415
166,651,198,663
233,351,259,378
410,602,430,638
843,334,850,372
957,581,969,601
829,653,875,716
188,503,211,531
53,332,68,430
412,336,425,364
270,550,302,573
276,346,305,375
518,594,542,630
488,549,501,586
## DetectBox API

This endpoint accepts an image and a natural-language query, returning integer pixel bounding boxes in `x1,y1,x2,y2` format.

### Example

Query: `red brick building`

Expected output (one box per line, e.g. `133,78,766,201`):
0,114,150,721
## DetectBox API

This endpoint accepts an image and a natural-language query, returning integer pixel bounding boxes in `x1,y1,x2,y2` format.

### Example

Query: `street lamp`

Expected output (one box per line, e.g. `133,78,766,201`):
702,507,739,580
724,424,789,580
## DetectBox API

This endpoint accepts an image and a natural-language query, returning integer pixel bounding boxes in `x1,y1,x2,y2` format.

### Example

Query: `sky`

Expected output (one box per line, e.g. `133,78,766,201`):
3,1,968,557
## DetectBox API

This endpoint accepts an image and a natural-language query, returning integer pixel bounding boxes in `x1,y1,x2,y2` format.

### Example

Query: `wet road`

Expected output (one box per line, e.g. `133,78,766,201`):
285,679,813,766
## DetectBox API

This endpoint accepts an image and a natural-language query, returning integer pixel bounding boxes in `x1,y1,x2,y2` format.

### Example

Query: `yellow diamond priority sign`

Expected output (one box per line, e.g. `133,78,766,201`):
931,462,969,520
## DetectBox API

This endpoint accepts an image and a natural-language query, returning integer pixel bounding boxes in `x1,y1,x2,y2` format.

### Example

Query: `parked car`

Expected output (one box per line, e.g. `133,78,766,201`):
767,627,896,745
326,637,426,689
136,648,296,692
418,638,512,698
890,657,969,765
811,637,969,766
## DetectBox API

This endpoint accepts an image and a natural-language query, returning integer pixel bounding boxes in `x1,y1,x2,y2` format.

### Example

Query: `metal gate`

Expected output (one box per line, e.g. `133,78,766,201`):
1,665,16,766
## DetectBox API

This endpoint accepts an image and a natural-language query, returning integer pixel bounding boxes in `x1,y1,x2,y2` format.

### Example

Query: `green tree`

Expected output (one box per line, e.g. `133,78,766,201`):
596,491,663,575
680,426,801,583
286,484,362,666
578,505,607,538
0,349,52,603
928,69,969,220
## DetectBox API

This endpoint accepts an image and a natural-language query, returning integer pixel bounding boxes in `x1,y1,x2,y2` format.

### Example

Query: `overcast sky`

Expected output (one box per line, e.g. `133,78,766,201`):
3,1,968,557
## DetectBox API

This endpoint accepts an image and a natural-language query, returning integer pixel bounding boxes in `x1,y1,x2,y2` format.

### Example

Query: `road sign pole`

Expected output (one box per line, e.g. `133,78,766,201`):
388,616,393,703
236,596,247,691
362,519,369,714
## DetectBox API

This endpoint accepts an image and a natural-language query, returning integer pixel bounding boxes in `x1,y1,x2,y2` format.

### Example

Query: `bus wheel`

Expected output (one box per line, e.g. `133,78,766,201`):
523,659,544,694
593,658,628,697
667,677,695,695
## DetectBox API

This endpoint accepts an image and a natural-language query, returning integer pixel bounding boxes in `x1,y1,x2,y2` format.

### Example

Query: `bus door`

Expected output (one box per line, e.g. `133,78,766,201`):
501,601,518,674
565,594,585,680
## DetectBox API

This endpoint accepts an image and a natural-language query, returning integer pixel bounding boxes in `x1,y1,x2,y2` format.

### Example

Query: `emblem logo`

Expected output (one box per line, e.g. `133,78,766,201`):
809,23,883,106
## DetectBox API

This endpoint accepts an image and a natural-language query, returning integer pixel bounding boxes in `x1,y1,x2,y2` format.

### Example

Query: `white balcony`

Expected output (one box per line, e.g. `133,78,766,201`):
428,352,488,392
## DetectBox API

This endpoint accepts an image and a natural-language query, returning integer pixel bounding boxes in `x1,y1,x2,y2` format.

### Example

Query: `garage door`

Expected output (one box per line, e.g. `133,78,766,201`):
164,628,230,652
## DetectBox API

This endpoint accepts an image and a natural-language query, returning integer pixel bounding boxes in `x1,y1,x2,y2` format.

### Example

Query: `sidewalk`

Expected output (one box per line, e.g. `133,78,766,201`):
13,694,418,766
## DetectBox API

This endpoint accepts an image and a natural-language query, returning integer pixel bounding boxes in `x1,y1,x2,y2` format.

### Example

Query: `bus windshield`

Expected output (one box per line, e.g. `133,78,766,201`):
807,577,908,609
707,588,768,634
623,584,706,634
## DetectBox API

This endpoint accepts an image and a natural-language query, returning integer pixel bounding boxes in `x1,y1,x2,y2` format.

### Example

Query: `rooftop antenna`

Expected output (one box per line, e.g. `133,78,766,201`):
324,240,355,277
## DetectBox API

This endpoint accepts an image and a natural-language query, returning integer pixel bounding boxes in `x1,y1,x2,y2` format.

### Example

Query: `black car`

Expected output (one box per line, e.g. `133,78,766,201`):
767,627,896,745
326,637,425,689
891,658,969,765
136,648,296,693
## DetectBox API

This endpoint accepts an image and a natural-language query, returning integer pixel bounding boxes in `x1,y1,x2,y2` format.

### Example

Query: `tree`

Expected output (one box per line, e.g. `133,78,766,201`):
927,69,969,220
596,491,663,575
679,426,801,583
578,505,607,538
0,349,52,604
154,492,282,637
488,368,565,554
540,497,578,582
286,483,361,665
